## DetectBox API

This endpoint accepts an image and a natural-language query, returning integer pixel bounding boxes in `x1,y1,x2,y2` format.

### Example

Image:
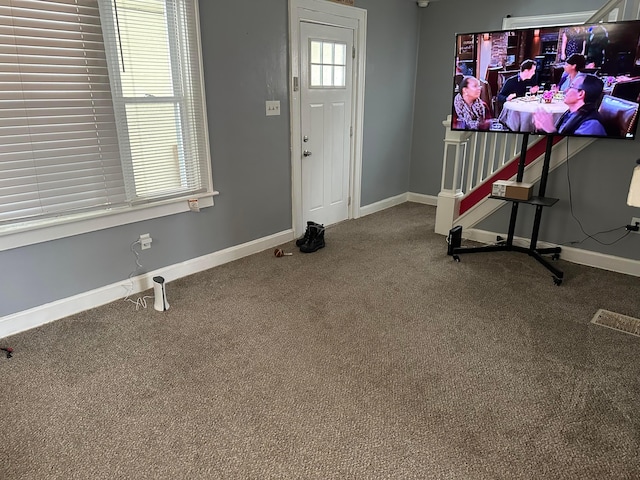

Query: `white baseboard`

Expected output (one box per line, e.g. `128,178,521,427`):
462,228,640,278
407,192,438,206
4,199,638,340
0,230,293,340
2,191,426,339
358,192,437,218
555,245,640,277
359,193,408,217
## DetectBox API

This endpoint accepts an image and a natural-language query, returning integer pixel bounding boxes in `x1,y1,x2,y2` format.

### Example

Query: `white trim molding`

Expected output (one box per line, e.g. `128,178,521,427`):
460,228,640,278
4,198,639,340
408,193,438,206
359,193,408,217
0,229,292,339
0,193,218,252
288,0,367,236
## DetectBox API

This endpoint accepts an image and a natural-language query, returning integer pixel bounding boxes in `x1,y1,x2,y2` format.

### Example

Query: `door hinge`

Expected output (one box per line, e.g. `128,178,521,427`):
293,76,299,92
350,126,353,137
348,196,352,206
352,46,356,59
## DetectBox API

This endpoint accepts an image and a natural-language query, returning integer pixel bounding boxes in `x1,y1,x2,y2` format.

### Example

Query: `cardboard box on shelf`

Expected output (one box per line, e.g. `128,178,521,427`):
491,180,534,201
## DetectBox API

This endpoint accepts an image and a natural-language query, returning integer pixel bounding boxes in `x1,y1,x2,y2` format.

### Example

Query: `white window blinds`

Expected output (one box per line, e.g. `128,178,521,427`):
0,0,125,223
0,0,212,229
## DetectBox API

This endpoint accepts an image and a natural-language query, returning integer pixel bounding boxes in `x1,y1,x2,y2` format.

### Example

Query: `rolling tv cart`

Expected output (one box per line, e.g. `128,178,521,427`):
452,133,564,285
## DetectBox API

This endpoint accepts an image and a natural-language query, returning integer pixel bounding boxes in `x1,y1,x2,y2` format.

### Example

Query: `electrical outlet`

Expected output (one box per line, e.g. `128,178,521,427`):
139,233,152,249
188,199,200,212
632,217,640,234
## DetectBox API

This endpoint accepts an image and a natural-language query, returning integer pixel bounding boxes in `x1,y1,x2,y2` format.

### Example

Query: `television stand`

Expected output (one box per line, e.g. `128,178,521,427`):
451,134,564,285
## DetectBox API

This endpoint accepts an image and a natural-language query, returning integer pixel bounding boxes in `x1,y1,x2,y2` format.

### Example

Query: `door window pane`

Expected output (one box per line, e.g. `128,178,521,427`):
334,66,345,87
309,40,347,88
323,43,334,64
335,44,346,65
311,65,322,86
311,41,322,64
323,66,333,86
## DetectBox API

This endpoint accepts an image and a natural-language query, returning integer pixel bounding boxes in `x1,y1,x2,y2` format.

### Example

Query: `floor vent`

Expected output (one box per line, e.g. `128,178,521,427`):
591,309,640,338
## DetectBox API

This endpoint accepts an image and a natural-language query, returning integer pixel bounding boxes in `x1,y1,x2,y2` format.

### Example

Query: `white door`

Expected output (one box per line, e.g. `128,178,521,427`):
299,22,353,227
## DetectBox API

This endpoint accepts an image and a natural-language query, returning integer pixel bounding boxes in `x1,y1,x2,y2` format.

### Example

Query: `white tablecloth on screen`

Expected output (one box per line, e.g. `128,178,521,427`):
498,97,568,132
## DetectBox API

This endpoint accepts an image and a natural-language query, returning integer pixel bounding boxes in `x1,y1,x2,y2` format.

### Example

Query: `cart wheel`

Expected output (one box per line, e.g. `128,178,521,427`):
553,276,562,286
552,253,560,260
453,255,460,262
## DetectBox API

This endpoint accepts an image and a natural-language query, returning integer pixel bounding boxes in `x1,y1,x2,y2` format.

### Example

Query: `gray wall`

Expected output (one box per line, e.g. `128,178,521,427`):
361,0,419,205
411,0,640,260
0,0,420,318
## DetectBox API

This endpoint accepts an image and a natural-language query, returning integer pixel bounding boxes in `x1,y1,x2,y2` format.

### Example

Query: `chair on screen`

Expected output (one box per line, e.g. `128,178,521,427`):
485,66,502,115
454,74,464,92
597,94,639,137
479,79,494,117
550,65,564,86
611,79,640,103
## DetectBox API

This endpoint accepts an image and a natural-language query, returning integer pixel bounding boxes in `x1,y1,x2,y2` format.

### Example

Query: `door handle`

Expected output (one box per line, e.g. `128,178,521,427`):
303,150,312,157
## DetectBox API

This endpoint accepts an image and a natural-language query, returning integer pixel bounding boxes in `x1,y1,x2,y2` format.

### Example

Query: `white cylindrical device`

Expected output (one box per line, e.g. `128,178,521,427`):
153,276,170,311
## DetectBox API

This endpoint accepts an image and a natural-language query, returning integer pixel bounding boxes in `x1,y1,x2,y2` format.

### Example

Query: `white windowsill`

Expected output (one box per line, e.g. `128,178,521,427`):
0,191,219,252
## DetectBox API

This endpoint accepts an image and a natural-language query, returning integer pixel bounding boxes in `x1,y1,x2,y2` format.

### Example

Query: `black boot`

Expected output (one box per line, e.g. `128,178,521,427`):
296,221,319,247
300,224,325,253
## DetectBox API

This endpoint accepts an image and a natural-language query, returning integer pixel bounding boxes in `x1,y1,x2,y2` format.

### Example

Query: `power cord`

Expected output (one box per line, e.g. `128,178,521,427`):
123,239,154,310
563,139,632,246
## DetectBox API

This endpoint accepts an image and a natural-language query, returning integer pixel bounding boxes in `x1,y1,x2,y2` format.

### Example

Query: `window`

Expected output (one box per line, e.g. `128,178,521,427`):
309,39,347,88
0,0,212,246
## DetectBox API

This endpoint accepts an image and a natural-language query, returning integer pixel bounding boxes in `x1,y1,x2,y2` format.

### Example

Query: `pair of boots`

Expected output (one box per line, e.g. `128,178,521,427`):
296,221,325,253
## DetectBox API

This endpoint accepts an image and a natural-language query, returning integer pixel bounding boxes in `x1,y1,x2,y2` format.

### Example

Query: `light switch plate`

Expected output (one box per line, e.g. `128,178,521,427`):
266,100,280,116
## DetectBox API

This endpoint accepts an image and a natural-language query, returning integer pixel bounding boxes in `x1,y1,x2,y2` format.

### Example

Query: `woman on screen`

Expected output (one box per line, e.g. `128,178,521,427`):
560,26,586,61
453,76,492,130
559,53,586,92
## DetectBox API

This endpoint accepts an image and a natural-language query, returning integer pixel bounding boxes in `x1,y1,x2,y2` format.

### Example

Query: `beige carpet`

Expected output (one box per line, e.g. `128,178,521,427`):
2,203,640,479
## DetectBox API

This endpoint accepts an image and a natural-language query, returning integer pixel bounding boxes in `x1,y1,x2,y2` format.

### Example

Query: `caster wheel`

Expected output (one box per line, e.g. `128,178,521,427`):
453,255,460,262
553,277,563,286
552,253,560,260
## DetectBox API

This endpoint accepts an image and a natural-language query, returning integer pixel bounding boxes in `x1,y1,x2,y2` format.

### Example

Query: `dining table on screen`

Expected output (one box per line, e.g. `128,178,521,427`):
498,96,569,133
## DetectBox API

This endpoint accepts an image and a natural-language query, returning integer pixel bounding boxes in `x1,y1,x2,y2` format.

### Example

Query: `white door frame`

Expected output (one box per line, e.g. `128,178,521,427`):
288,0,367,237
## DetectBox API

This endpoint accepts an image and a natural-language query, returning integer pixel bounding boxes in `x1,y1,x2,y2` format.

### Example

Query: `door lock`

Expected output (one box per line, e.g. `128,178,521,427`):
303,150,312,157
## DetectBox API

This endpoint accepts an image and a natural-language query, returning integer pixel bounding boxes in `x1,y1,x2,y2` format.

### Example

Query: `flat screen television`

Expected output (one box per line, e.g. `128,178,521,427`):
451,20,640,139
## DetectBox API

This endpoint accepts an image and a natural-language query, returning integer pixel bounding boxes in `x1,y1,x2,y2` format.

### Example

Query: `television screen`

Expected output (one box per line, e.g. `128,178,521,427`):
452,20,640,139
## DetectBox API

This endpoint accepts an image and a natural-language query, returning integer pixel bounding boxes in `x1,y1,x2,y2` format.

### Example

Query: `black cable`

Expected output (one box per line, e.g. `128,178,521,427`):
560,227,631,246
563,139,631,246
114,0,126,72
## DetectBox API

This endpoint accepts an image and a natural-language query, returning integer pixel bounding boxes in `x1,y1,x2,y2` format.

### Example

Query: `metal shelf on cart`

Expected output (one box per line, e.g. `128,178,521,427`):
489,195,558,207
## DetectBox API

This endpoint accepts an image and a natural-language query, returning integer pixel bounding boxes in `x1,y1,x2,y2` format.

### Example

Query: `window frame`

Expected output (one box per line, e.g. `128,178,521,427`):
0,0,215,252
309,38,348,89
